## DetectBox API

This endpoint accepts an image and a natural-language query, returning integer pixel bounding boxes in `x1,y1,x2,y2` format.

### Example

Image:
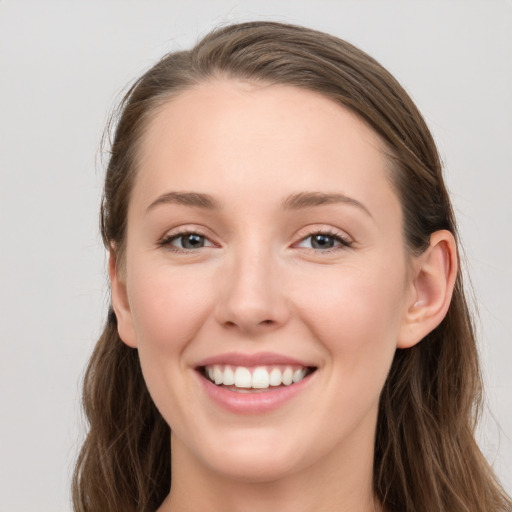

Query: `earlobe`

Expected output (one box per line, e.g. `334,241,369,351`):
109,247,138,348
397,230,458,349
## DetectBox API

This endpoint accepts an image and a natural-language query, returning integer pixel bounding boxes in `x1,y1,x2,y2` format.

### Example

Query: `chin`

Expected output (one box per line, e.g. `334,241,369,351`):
208,454,301,484
197,430,308,483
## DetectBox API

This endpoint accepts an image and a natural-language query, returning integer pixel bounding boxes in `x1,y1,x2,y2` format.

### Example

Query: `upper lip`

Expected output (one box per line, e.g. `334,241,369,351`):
195,351,315,368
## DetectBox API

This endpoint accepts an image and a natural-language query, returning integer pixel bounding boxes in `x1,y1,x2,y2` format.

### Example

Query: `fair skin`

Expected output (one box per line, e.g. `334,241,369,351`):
110,80,457,512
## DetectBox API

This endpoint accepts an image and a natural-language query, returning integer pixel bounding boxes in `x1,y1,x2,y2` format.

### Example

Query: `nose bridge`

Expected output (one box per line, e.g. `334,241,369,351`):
215,235,288,332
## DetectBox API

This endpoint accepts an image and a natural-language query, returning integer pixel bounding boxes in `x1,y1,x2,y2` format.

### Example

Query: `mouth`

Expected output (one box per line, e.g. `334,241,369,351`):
199,364,317,393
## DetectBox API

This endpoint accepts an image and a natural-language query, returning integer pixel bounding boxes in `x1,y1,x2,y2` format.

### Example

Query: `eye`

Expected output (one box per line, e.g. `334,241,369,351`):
160,232,214,251
296,232,352,251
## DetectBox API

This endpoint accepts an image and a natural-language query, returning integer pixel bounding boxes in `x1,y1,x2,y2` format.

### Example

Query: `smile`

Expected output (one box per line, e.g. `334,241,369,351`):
202,364,314,391
195,353,317,413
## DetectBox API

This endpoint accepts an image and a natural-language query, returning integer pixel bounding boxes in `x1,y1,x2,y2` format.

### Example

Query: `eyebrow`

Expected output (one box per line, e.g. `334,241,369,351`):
146,190,371,218
282,192,372,217
146,191,220,213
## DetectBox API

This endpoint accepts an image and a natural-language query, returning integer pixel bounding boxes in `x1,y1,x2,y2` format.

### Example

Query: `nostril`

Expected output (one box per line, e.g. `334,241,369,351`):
219,313,282,332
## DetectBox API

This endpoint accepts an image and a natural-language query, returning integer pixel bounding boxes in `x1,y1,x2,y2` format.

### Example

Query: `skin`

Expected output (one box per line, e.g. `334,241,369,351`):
111,80,457,512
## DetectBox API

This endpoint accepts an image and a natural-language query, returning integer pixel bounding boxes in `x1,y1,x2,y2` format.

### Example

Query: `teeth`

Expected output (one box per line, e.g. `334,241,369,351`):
293,368,307,383
234,367,252,388
204,364,310,389
251,367,269,389
282,367,293,386
269,368,282,386
213,366,223,385
223,366,234,386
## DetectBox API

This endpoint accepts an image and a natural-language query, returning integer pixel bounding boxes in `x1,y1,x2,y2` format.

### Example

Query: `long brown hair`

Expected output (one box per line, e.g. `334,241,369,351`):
73,21,512,511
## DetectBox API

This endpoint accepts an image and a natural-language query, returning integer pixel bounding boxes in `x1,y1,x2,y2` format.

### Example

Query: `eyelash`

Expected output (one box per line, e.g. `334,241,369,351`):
158,231,214,253
296,230,353,253
158,229,353,254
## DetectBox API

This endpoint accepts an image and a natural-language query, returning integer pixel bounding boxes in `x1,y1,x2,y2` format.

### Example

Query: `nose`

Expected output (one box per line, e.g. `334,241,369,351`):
214,243,290,336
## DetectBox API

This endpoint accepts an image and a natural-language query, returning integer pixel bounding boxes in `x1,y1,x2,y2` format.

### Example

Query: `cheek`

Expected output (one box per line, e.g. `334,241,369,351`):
126,264,214,426
127,263,213,356
295,260,407,375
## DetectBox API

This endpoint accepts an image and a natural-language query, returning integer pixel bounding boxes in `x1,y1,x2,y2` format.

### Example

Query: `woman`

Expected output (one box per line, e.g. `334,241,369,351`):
73,21,512,512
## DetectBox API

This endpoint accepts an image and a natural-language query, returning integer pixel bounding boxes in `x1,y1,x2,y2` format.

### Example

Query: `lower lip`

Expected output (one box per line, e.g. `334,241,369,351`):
196,371,315,414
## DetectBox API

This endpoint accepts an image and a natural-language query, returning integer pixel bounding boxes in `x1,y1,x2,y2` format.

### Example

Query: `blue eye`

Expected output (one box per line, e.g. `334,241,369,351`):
176,234,205,249
162,232,213,251
297,232,351,251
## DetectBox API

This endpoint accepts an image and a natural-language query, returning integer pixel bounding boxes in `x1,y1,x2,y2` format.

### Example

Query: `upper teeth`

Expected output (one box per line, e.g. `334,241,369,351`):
205,365,308,389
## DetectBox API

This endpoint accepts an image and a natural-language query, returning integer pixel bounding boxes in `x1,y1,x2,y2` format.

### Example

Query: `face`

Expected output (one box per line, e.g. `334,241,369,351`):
112,80,418,483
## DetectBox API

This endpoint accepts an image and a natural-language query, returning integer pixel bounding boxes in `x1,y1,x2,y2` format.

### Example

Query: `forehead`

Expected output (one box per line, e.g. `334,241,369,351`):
132,80,400,220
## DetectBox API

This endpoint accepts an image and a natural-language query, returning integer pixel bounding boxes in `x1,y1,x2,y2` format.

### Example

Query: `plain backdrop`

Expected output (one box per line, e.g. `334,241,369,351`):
0,1,511,510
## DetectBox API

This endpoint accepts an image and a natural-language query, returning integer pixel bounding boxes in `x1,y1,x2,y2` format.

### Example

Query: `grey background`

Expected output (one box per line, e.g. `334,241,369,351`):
0,1,511,510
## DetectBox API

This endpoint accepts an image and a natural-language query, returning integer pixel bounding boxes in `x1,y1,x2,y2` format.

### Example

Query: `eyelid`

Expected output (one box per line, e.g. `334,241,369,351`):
157,224,353,253
158,225,218,252
292,226,353,251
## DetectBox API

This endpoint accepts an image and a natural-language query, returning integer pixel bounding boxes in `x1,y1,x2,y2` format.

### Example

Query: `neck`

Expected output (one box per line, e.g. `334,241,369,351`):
159,426,380,512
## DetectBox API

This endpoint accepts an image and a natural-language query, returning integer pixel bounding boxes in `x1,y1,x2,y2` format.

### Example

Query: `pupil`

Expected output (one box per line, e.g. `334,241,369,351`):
312,234,334,249
183,234,204,249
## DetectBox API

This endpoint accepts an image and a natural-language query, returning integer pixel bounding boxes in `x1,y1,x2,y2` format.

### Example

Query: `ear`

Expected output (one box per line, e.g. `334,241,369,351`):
109,247,138,348
397,230,458,349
